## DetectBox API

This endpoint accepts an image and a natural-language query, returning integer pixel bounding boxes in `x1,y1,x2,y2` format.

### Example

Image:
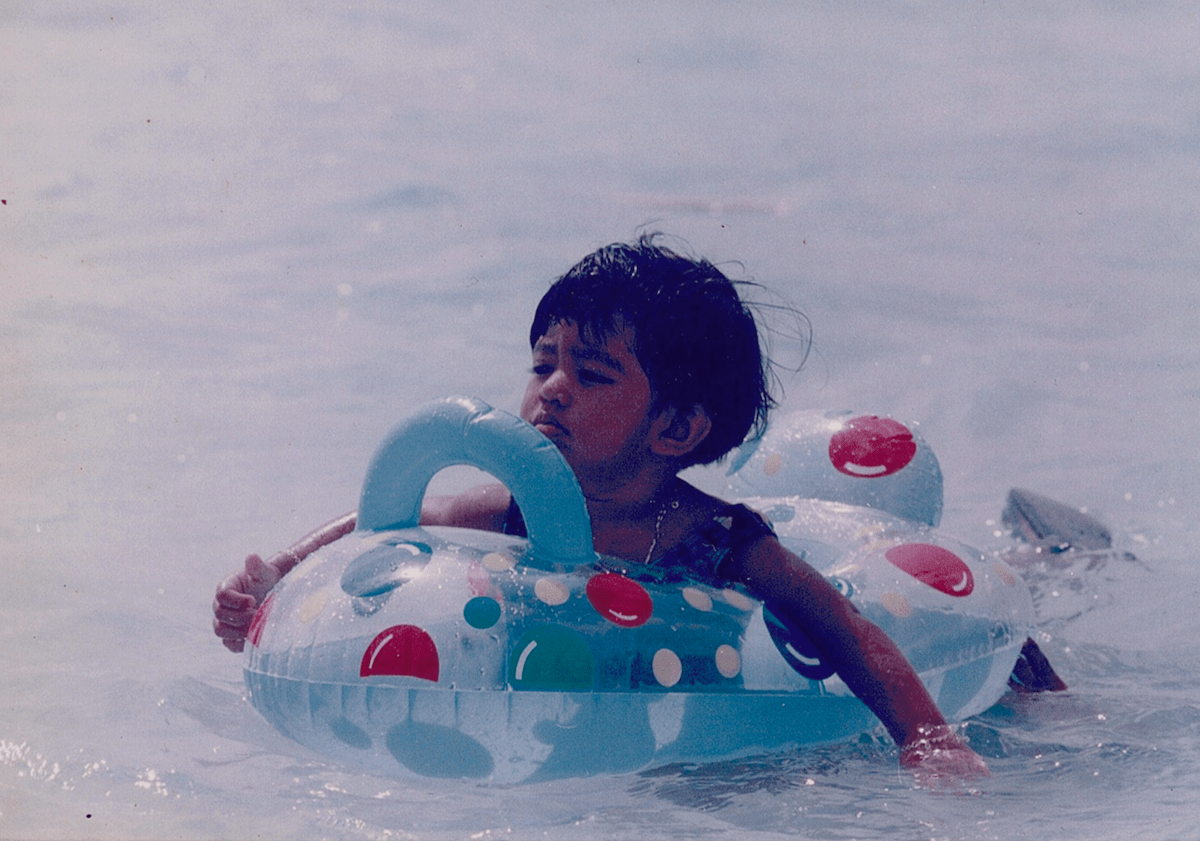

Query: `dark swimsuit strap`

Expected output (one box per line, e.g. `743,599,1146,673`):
658,503,774,586
501,496,772,587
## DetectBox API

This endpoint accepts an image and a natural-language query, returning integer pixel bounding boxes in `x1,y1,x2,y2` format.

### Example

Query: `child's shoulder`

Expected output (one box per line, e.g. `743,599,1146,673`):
665,486,776,584
688,499,776,555
677,485,772,536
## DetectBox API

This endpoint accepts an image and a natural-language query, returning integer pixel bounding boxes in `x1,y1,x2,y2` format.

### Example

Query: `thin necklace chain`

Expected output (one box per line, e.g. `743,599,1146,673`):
644,484,681,564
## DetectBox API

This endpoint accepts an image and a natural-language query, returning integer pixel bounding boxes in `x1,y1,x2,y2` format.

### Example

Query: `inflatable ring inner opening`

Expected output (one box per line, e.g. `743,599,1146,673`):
356,396,595,566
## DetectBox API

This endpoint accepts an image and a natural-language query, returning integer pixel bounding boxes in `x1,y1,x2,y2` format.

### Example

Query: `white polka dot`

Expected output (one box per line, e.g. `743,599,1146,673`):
881,591,912,618
721,589,755,611
681,587,712,612
534,577,569,606
482,552,515,571
126,413,138,424
652,649,682,687
715,644,741,678
763,452,783,476
299,589,329,623
55,411,67,423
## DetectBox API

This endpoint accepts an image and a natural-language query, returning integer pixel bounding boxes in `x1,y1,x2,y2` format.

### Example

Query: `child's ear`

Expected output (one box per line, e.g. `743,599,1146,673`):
650,404,712,459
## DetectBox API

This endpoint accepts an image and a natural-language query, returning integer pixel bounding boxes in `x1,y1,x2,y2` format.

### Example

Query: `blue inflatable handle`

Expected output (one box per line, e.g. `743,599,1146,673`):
357,396,595,566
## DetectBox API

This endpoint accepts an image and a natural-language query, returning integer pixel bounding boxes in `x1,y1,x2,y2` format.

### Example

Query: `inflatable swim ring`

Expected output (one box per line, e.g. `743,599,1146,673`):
243,397,1035,782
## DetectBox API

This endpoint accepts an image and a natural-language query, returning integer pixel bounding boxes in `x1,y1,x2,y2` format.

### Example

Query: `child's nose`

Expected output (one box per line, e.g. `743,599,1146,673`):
539,369,572,405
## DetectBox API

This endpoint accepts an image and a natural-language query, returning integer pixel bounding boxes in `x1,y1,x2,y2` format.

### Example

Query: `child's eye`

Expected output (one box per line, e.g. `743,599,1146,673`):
579,369,614,386
530,364,554,377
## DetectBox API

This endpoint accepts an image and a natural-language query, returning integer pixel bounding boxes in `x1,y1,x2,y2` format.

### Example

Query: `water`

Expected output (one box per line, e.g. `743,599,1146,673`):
2,2,1198,838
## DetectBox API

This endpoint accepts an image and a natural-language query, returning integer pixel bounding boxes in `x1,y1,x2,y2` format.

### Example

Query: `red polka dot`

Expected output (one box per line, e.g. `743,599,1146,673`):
829,416,917,478
360,625,440,680
247,593,274,648
885,543,974,597
585,573,653,627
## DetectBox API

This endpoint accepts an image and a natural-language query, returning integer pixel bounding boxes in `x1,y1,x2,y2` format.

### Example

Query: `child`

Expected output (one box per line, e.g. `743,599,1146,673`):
213,235,989,783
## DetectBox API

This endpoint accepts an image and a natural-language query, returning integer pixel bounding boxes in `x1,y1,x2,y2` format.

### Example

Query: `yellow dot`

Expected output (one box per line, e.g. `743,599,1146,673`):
681,587,713,612
763,452,783,476
715,644,741,678
534,577,569,606
482,552,515,571
880,591,912,618
721,589,755,611
298,589,329,623
652,649,682,687
992,562,1017,587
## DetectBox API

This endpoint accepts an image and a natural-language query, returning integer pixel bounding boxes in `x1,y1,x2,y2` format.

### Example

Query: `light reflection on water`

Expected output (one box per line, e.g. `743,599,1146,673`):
2,2,1198,838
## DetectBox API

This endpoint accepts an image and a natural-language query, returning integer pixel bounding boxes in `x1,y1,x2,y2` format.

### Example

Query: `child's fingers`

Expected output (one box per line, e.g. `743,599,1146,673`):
902,741,989,789
213,554,278,604
244,553,282,588
212,599,254,627
213,614,252,654
213,581,255,609
213,552,285,653
212,614,248,637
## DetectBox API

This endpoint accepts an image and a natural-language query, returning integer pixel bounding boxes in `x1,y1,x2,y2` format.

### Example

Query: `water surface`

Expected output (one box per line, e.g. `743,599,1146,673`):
2,3,1198,838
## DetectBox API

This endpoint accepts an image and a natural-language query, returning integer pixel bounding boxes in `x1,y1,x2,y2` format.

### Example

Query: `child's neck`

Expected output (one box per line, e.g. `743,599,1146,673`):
584,474,677,520
577,467,679,559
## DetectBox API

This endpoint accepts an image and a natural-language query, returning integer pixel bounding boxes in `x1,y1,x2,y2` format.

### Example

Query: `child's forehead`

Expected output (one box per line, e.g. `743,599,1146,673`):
535,317,634,347
534,319,643,370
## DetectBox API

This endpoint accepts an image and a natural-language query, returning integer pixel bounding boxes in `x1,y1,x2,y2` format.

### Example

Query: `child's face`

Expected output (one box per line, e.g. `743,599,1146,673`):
520,320,659,485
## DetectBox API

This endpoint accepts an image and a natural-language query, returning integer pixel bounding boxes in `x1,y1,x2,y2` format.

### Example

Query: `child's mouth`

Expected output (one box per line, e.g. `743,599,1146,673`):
532,417,567,438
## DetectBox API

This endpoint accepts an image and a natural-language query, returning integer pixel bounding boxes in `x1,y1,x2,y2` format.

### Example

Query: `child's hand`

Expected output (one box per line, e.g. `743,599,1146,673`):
211,514,355,653
899,725,990,788
212,553,284,653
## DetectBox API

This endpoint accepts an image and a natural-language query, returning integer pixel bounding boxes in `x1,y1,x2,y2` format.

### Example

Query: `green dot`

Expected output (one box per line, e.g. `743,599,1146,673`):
509,625,594,691
463,596,502,629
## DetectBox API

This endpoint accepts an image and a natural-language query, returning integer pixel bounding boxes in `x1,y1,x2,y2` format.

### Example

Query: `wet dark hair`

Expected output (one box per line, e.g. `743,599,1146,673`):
530,234,785,467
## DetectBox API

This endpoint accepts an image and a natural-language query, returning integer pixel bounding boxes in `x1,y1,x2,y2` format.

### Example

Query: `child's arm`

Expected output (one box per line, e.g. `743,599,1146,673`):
724,535,989,783
212,485,513,652
212,512,357,652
